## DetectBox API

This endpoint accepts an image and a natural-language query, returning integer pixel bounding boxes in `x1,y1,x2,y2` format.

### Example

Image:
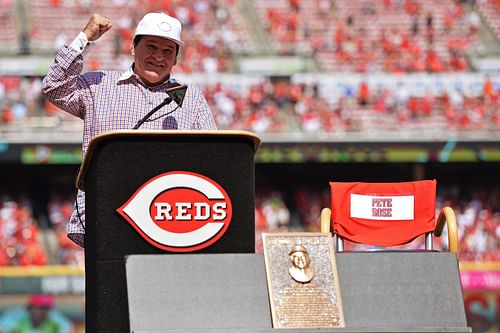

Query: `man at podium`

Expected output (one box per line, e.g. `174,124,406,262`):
41,12,217,248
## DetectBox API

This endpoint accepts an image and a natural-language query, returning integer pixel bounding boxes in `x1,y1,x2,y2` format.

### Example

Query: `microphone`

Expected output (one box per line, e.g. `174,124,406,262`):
167,84,187,107
133,84,188,130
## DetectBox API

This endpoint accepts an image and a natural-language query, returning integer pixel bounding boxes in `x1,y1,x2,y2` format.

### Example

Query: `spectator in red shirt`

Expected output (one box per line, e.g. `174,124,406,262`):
358,81,370,106
425,49,443,72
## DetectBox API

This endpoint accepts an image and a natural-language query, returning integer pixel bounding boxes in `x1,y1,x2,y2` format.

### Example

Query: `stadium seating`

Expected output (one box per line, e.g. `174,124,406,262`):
254,0,480,72
0,195,48,266
27,0,255,72
0,1,20,56
476,0,500,39
0,0,496,137
3,73,496,135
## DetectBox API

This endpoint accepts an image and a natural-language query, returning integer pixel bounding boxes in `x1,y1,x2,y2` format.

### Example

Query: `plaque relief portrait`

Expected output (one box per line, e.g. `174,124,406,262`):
288,244,314,283
263,233,345,329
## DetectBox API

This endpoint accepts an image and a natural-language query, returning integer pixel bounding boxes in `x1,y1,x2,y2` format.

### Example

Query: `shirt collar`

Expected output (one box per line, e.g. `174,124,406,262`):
117,66,135,82
117,65,178,87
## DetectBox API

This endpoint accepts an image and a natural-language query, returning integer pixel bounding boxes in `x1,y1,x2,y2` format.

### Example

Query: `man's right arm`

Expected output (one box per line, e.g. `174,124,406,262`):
41,14,112,119
41,45,88,119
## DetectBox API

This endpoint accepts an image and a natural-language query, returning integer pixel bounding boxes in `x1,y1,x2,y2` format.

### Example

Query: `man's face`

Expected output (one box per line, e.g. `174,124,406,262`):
291,251,309,269
132,36,177,86
29,306,50,327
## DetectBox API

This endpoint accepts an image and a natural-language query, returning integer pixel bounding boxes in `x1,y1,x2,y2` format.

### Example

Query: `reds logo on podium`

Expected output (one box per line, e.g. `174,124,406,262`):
117,171,233,252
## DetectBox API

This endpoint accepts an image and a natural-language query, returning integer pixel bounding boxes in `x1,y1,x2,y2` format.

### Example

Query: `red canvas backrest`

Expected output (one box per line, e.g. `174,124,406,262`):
330,180,436,247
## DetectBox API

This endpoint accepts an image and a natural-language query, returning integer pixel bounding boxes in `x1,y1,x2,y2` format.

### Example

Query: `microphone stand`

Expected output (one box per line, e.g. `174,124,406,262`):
133,96,173,130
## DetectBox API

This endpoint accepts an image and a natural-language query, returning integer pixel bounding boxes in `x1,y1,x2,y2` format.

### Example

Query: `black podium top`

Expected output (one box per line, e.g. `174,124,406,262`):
77,130,261,191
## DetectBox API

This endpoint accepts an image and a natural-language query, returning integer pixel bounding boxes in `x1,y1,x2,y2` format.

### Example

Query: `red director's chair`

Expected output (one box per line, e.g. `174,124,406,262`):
320,179,459,253
318,180,469,332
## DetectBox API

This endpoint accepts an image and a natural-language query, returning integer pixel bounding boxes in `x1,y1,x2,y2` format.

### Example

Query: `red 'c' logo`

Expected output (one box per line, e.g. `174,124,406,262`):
116,171,232,252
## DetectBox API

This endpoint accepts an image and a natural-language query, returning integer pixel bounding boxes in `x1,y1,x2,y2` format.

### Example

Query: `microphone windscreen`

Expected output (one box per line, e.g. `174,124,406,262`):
166,84,188,107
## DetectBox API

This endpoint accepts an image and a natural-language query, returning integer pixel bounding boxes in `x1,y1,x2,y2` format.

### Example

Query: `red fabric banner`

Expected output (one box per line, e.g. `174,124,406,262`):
330,180,436,247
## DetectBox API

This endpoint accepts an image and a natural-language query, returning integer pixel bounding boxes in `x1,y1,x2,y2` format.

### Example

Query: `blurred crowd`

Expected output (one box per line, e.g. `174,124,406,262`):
22,0,250,73
258,0,482,73
0,184,498,267
0,191,83,267
0,0,498,135
0,74,499,135
210,74,500,134
0,0,494,74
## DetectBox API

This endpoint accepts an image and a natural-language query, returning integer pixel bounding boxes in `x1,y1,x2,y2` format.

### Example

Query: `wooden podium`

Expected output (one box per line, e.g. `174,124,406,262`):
77,130,261,332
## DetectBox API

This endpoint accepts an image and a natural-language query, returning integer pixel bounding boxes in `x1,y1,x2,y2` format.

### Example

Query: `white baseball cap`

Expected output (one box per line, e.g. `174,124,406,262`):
134,12,185,47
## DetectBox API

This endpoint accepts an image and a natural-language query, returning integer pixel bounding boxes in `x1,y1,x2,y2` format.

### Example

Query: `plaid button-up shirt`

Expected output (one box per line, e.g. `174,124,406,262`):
42,46,217,247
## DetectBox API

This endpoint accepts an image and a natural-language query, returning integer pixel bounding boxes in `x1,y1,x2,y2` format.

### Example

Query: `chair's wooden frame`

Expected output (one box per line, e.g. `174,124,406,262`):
320,206,459,254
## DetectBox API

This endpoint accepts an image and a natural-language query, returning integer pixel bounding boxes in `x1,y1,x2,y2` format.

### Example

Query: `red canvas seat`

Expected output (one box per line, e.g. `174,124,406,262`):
320,180,459,253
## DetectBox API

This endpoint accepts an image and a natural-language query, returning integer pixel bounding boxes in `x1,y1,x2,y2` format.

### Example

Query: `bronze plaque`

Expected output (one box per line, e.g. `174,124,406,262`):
263,232,345,328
